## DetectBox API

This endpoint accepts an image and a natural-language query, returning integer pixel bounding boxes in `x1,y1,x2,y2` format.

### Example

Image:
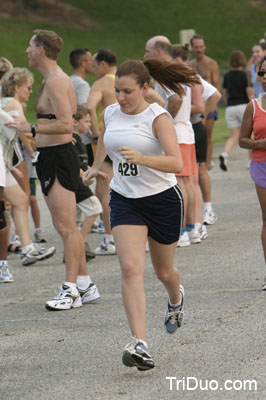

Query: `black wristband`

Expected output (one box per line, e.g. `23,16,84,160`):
31,123,37,138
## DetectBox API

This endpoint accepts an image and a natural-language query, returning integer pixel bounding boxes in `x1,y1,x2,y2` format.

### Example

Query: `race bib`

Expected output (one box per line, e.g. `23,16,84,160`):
118,162,139,176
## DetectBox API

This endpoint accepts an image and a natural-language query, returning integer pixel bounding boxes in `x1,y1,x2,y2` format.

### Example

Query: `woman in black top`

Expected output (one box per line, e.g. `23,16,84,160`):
219,50,251,171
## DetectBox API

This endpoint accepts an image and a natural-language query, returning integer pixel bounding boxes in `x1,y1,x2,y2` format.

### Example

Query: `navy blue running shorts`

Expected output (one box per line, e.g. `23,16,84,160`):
109,185,184,245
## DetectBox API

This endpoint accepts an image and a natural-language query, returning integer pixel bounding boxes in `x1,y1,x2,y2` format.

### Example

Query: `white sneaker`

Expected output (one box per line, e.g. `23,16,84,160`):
21,244,56,266
94,238,116,255
45,285,82,311
78,283,100,304
177,231,190,247
11,234,21,247
199,224,208,240
203,209,217,225
90,222,99,233
98,221,105,234
0,264,14,283
187,228,201,244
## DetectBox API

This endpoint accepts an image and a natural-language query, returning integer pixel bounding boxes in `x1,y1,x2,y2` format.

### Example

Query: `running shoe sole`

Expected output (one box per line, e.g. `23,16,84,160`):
122,349,155,371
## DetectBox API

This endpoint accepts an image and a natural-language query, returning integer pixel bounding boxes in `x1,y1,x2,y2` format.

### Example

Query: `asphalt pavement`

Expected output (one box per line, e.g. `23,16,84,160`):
1,143,266,400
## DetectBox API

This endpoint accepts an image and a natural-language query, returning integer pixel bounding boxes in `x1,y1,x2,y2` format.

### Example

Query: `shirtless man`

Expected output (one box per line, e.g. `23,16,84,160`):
85,48,117,255
190,34,221,169
7,30,99,310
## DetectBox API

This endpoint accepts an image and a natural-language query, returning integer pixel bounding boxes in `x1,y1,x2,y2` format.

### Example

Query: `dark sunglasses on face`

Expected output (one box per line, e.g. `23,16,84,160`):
257,70,266,77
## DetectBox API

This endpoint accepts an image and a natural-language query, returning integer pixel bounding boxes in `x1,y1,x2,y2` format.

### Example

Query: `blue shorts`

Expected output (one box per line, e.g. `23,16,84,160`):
109,185,183,245
207,110,218,120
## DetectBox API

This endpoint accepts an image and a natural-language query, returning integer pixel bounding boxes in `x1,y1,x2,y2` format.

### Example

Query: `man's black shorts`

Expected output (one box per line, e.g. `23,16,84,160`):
36,142,79,196
193,121,207,163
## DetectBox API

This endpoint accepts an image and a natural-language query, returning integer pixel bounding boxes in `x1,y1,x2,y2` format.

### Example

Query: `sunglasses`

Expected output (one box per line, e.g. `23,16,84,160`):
257,70,266,77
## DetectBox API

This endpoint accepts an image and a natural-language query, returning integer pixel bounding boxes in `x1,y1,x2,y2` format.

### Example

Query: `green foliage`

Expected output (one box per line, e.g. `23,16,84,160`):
0,0,264,140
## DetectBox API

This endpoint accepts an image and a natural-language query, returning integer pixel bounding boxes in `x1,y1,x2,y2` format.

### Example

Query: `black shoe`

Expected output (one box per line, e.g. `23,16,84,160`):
219,154,228,171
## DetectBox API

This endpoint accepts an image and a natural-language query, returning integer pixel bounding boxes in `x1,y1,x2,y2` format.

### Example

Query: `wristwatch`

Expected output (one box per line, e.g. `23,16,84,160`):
31,123,37,138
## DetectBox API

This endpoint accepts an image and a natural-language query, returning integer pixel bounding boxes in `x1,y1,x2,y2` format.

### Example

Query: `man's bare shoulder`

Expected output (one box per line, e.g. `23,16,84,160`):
204,55,219,68
92,75,114,89
46,69,73,91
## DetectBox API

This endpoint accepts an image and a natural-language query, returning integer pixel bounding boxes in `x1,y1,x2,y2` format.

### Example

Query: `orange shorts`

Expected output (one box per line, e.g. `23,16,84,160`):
176,144,197,177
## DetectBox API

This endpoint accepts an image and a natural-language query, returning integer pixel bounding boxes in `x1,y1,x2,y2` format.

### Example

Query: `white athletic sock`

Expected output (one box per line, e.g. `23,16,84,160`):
135,338,148,349
203,202,212,212
64,282,79,295
22,242,34,254
170,292,183,308
76,275,92,289
105,234,113,243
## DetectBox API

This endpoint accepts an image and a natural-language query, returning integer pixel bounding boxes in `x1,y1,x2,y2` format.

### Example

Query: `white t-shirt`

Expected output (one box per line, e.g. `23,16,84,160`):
70,74,90,104
103,102,177,198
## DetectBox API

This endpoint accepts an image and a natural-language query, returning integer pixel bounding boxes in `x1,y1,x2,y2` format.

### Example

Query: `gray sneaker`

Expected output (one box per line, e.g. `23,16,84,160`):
21,245,56,266
34,229,47,243
122,339,155,371
262,277,266,291
165,285,184,334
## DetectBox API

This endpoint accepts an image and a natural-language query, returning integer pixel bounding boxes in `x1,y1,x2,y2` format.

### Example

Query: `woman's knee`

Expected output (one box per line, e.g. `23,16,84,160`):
121,260,144,281
155,266,174,282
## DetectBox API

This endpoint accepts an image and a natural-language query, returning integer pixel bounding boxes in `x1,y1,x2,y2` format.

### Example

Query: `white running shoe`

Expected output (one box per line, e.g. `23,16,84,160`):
177,231,190,247
11,234,21,247
78,283,100,304
203,209,217,225
98,221,105,234
45,285,82,311
199,224,208,240
262,277,266,291
94,238,116,255
21,244,56,266
0,264,14,283
90,222,99,233
187,228,201,244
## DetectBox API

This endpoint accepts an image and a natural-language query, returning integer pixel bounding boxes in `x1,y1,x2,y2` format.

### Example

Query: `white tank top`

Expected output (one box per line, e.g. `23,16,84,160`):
172,86,195,144
154,82,195,144
104,102,177,198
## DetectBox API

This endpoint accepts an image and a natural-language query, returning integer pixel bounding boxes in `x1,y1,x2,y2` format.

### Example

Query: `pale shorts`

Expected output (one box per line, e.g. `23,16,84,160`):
225,104,247,129
76,195,103,222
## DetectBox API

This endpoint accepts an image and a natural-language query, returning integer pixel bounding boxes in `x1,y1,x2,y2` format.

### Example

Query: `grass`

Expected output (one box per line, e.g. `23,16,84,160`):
0,0,264,141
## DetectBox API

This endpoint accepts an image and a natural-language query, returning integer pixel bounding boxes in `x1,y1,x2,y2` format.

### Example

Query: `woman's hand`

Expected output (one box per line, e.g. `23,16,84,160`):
82,166,108,186
117,146,143,164
5,115,30,133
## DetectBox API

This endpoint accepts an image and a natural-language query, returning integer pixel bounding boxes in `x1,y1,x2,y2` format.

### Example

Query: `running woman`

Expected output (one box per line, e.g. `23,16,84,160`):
83,58,199,370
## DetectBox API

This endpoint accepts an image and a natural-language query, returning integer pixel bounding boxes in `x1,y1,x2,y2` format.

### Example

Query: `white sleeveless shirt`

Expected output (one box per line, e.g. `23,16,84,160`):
103,102,177,198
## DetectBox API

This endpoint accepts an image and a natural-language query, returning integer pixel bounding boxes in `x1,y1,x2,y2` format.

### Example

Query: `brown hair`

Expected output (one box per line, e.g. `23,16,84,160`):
74,105,91,121
1,67,34,97
190,34,206,46
171,44,190,62
0,57,13,80
33,29,63,60
229,50,247,68
116,59,200,96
